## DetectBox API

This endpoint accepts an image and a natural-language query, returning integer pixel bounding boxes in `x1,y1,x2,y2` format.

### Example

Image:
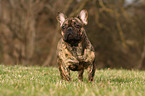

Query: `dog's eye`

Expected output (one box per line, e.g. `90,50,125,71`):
75,24,81,28
62,26,65,30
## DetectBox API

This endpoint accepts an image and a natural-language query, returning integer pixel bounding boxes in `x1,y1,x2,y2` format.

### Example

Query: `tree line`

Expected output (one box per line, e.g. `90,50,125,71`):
0,0,144,69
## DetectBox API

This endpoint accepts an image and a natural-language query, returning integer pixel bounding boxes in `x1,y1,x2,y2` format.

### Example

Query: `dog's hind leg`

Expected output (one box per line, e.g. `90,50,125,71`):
78,69,84,81
87,61,96,82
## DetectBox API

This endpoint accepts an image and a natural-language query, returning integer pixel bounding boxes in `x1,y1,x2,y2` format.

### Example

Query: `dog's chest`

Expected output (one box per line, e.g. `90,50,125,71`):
67,43,84,60
71,45,83,56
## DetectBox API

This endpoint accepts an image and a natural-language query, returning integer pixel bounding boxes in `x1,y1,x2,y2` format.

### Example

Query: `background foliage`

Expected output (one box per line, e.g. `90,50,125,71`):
0,0,145,69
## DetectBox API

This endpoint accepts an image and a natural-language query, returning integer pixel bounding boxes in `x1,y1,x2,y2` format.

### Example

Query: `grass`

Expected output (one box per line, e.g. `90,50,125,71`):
0,65,145,96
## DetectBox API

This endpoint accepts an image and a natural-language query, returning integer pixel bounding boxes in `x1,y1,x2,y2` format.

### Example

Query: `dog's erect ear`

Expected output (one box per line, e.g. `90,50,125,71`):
57,13,66,26
79,9,88,25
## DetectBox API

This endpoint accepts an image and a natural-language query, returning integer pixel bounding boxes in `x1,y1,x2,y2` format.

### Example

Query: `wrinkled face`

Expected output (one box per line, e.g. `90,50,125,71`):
57,10,88,46
61,18,83,45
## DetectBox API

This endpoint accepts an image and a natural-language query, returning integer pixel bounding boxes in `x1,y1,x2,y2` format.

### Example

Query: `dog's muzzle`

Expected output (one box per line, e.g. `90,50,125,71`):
66,27,73,39
63,27,82,46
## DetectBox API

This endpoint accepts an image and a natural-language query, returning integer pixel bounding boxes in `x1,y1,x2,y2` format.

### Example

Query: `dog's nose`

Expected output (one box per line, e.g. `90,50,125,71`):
67,27,73,32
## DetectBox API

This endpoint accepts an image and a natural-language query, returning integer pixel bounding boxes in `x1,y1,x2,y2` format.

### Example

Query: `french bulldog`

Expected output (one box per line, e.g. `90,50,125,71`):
57,9,95,82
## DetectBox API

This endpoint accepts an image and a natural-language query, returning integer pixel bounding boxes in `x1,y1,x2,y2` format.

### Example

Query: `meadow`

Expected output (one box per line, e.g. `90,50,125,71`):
0,65,145,96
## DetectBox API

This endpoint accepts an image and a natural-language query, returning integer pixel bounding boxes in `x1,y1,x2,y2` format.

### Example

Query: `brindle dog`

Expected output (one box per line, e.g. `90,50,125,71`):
57,9,95,82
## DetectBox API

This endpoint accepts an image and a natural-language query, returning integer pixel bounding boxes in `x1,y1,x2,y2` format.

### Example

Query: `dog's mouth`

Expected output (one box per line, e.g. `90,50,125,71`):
63,31,82,46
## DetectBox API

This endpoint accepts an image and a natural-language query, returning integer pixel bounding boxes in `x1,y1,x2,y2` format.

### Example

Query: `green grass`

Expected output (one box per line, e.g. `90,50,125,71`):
0,65,145,96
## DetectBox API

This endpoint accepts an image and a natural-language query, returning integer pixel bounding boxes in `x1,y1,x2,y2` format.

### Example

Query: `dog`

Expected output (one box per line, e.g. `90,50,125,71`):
57,9,95,82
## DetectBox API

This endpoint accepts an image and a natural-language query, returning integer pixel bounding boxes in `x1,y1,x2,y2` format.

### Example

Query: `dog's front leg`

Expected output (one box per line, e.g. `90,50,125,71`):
83,49,95,63
59,63,71,81
83,48,96,82
58,50,79,81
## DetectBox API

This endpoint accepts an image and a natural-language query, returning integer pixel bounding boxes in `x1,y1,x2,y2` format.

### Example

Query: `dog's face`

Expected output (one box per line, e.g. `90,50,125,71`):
57,10,88,46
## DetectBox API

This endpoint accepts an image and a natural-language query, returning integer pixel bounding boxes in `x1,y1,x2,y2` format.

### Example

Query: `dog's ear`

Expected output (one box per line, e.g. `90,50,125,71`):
57,13,66,26
79,9,88,25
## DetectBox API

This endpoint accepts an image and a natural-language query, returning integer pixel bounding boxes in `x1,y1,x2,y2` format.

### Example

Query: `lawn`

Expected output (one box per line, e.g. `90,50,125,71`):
0,65,145,96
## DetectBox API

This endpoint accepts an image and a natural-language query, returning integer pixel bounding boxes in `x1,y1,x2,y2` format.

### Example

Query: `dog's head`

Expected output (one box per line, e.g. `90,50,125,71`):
57,9,88,46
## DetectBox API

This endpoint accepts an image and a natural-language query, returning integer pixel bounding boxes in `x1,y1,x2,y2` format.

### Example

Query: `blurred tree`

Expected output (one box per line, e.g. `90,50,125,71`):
0,0,45,65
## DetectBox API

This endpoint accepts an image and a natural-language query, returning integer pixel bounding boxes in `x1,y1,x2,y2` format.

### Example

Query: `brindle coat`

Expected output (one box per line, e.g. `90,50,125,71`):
57,10,95,82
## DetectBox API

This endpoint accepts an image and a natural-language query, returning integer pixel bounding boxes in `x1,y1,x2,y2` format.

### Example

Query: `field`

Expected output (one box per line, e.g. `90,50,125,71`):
0,65,145,96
